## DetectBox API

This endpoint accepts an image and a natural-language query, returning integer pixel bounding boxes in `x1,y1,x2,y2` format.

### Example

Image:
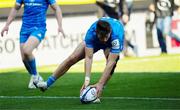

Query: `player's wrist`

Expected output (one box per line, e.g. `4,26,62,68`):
5,23,10,27
84,76,90,87
98,81,105,86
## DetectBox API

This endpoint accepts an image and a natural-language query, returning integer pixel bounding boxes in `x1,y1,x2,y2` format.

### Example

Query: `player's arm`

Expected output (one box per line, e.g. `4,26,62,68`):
149,0,155,12
80,46,93,93
80,26,95,92
91,53,119,97
50,3,65,38
84,47,94,87
91,52,119,97
99,53,119,86
149,3,155,12
1,3,21,37
119,0,129,23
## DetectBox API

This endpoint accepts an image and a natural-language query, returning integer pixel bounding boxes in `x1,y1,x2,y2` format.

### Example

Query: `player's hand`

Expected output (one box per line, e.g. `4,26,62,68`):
149,4,155,12
80,76,90,94
58,27,66,38
122,14,129,24
1,26,9,37
80,83,86,94
90,83,104,98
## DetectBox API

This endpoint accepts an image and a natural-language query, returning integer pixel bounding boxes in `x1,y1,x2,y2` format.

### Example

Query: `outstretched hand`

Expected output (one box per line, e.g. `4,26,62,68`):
58,27,66,38
121,14,129,24
1,26,9,37
80,76,90,94
80,83,87,95
90,83,104,98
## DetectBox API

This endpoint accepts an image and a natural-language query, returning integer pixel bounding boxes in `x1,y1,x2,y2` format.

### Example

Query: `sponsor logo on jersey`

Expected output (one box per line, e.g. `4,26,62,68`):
37,33,42,38
25,0,42,6
111,39,120,49
25,3,42,6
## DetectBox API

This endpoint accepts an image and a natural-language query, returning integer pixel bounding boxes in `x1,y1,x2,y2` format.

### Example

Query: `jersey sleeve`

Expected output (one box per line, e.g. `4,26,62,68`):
110,35,124,54
48,0,56,5
110,20,124,54
84,22,97,48
84,29,94,48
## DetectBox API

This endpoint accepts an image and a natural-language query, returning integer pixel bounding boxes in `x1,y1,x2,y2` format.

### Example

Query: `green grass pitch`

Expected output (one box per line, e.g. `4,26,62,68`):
0,54,180,110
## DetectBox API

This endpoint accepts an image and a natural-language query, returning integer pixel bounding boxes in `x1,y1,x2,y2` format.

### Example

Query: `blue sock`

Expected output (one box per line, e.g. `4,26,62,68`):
47,76,56,87
23,59,37,76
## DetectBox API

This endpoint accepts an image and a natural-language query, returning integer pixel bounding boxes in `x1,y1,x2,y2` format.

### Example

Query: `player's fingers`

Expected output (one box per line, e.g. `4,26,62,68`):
2,29,8,37
1,30,5,37
58,31,65,38
61,29,65,37
97,91,101,98
96,88,100,97
58,28,66,38
80,87,84,92
80,84,85,93
80,89,83,95
97,88,103,98
89,84,96,88
61,31,66,38
1,31,3,37
6,30,8,35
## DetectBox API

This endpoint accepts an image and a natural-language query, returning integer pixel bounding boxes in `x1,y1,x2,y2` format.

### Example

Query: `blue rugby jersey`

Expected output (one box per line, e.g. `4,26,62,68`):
16,0,56,29
85,17,124,54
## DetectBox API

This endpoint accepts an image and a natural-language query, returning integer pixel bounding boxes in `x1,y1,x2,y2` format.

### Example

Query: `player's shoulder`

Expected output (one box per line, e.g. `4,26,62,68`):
86,26,96,39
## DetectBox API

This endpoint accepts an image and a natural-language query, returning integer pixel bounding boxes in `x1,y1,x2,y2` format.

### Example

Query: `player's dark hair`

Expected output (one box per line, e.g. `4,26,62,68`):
96,20,111,38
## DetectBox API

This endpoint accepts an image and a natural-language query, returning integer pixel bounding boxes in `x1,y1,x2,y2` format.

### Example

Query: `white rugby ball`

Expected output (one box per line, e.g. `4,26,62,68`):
80,86,97,104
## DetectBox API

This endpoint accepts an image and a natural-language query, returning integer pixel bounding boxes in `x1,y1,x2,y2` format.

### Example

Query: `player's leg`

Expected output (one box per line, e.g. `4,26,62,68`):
20,30,45,88
36,42,86,91
20,36,39,74
96,1,118,19
162,16,171,53
53,42,86,78
156,18,167,53
20,36,42,88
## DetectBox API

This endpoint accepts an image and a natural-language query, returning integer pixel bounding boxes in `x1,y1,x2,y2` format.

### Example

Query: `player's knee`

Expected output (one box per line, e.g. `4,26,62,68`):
68,55,78,65
22,47,32,57
21,55,25,61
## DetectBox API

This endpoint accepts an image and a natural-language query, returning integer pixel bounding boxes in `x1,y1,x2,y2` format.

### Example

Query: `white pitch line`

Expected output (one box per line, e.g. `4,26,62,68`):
0,96,180,101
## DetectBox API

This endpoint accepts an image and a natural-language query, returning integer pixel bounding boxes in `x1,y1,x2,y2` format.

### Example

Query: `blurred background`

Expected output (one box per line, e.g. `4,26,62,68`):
0,1,180,109
0,0,180,69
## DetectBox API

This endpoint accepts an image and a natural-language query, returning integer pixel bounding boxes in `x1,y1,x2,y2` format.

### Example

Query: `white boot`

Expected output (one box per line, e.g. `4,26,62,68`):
28,75,43,89
35,81,48,92
93,98,101,103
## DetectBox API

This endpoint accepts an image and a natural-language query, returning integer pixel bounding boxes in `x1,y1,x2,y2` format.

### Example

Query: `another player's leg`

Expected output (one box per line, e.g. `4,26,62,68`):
156,19,167,53
35,42,86,91
20,36,43,89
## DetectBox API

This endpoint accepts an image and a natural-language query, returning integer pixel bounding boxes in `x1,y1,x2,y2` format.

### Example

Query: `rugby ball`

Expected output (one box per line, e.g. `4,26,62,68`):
80,86,97,104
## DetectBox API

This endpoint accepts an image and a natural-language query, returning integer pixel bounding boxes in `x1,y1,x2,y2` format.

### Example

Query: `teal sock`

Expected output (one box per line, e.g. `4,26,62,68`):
23,59,37,75
47,76,56,87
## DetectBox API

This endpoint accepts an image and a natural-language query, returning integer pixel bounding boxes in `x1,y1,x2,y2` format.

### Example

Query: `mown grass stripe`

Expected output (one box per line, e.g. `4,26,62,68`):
1,96,180,101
